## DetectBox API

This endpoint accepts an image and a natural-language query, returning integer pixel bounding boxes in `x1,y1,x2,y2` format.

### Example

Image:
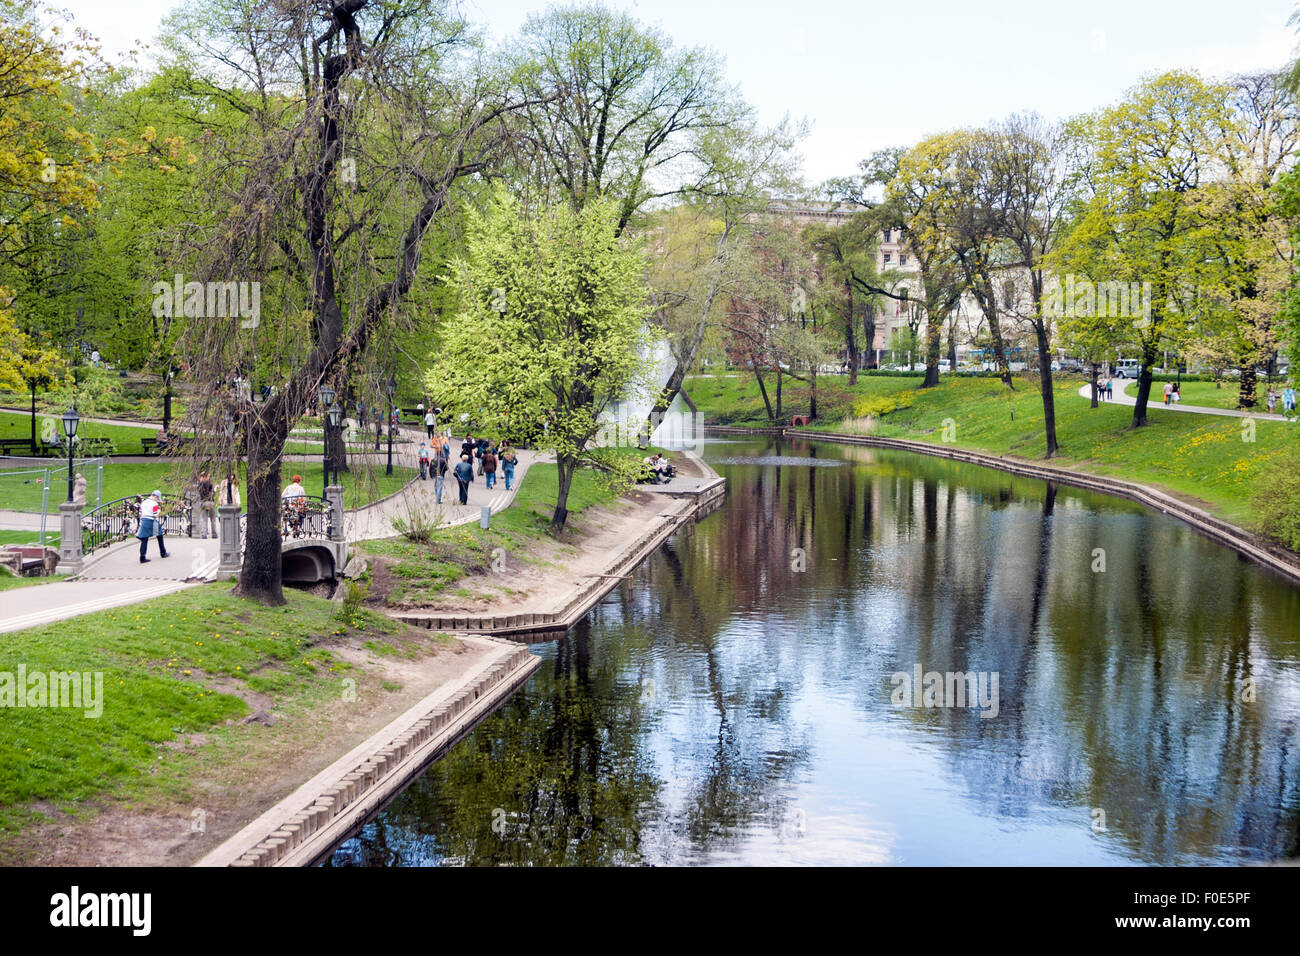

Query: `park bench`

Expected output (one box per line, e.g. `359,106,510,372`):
41,437,64,457
140,437,159,455
0,437,35,456
0,545,58,576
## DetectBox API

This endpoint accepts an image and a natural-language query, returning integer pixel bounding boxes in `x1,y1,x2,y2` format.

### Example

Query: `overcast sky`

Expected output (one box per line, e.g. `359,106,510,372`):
59,0,1299,184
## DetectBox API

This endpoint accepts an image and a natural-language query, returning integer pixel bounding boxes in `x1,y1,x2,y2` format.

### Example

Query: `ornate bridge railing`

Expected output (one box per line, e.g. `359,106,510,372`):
281,494,333,541
82,493,194,555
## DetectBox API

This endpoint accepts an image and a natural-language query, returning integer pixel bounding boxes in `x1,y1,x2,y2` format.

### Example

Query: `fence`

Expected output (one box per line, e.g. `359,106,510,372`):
0,456,104,546
81,493,193,556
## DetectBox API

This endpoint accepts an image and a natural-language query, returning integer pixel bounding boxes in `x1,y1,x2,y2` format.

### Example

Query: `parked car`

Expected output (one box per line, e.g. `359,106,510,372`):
1115,359,1141,378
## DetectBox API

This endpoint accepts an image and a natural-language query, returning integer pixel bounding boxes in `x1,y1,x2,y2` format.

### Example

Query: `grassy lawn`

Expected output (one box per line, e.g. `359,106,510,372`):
0,410,157,456
0,585,401,840
686,371,925,427
698,370,1297,528
0,461,415,513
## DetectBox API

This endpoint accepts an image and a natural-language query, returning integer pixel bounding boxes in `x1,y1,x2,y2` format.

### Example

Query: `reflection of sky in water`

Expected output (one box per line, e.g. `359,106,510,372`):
329,438,1300,866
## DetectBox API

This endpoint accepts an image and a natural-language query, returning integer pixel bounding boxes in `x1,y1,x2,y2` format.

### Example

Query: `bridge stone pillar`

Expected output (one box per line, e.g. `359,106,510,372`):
325,485,345,542
58,500,83,575
217,504,242,576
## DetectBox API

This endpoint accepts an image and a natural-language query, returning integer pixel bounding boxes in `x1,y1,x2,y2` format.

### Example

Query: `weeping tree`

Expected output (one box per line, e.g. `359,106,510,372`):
166,0,537,604
429,193,652,531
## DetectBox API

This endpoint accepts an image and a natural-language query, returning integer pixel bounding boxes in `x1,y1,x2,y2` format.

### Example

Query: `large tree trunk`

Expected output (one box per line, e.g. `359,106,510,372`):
845,280,859,385
29,380,37,448
809,369,818,420
948,315,958,369
1033,322,1058,457
922,317,941,388
235,414,288,605
1238,363,1258,410
863,302,876,370
1089,361,1099,408
551,454,576,531
775,367,783,419
752,356,775,422
1131,352,1157,428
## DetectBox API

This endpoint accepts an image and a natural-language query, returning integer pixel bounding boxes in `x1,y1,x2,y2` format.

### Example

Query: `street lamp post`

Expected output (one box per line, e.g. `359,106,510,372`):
62,407,79,502
386,377,396,477
327,402,342,488
223,412,237,503
319,384,335,495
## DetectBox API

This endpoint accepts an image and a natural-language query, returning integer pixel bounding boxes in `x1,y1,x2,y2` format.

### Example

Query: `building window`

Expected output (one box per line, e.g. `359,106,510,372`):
883,229,891,242
899,254,908,266
883,252,892,263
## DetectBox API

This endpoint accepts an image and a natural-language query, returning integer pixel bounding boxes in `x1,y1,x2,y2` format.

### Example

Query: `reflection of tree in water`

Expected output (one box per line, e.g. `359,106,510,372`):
333,438,1300,865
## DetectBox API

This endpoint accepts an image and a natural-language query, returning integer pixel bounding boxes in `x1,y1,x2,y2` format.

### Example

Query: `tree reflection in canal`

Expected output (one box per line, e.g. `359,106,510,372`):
329,438,1300,866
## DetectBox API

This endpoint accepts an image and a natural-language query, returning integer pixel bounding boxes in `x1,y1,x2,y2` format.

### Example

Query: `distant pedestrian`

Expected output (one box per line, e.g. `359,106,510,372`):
424,408,436,438
418,442,430,479
454,454,474,504
137,490,169,563
501,444,517,491
1105,379,1113,400
434,446,449,503
1163,381,1172,405
1172,383,1181,404
1284,385,1296,414
483,446,498,489
197,471,217,538
1267,388,1278,414
221,470,241,508
475,436,489,476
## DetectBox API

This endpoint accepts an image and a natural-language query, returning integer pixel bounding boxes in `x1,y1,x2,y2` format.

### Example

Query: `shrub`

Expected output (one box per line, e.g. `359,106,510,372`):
852,392,914,418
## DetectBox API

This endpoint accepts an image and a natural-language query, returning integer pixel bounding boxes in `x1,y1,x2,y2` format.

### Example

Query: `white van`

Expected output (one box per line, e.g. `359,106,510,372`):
1115,359,1141,379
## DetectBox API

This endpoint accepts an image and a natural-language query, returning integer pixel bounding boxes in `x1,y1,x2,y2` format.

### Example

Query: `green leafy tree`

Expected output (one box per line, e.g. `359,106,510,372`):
1054,71,1231,427
429,194,653,530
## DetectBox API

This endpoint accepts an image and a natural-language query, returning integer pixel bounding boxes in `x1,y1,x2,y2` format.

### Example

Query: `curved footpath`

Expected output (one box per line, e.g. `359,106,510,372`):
197,449,726,866
780,427,1300,588
1076,381,1293,422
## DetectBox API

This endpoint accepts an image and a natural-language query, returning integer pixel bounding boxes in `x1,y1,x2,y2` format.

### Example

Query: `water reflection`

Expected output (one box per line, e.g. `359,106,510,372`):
329,437,1300,866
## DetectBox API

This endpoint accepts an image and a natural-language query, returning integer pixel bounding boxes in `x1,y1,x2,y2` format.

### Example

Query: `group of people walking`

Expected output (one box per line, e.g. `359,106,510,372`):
1267,385,1297,415
416,433,519,505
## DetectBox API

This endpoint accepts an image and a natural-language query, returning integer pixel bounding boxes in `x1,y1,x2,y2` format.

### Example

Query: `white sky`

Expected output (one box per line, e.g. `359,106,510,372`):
58,0,1300,184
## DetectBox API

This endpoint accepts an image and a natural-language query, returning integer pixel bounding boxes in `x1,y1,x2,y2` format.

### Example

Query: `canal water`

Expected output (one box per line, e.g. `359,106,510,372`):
327,436,1300,866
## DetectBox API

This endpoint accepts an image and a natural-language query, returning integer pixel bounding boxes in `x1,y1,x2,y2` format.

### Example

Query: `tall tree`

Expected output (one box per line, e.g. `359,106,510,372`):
1054,71,1230,427
430,194,652,530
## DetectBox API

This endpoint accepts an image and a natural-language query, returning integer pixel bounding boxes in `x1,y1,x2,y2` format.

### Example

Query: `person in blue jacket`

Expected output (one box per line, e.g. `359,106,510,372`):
453,454,474,505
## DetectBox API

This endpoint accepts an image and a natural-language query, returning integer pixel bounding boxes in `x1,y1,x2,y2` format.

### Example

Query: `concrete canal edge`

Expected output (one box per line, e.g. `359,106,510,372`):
195,451,727,867
196,636,542,867
780,428,1300,588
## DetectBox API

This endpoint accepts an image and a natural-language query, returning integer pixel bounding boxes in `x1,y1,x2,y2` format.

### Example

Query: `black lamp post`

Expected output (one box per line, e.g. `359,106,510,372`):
319,384,335,494
386,377,396,476
223,412,237,504
62,407,79,502
327,402,342,488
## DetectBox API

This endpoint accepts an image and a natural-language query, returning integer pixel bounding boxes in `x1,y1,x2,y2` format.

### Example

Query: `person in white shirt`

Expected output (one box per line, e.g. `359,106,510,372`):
282,475,306,500
136,490,169,563
424,409,436,438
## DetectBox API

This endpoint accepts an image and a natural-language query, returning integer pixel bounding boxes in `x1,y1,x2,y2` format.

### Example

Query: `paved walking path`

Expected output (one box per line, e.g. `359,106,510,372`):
0,578,196,634
1077,382,1294,422
0,444,544,632
344,448,542,541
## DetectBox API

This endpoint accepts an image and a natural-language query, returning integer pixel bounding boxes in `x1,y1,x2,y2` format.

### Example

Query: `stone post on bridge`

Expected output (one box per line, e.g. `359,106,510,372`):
217,504,242,577
325,485,345,542
57,500,83,575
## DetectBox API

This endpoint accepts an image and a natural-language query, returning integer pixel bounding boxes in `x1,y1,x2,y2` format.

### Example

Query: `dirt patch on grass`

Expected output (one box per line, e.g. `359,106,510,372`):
4,625,492,867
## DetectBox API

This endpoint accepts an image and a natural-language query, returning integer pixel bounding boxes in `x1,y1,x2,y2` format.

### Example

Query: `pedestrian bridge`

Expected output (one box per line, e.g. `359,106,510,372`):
65,492,346,584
